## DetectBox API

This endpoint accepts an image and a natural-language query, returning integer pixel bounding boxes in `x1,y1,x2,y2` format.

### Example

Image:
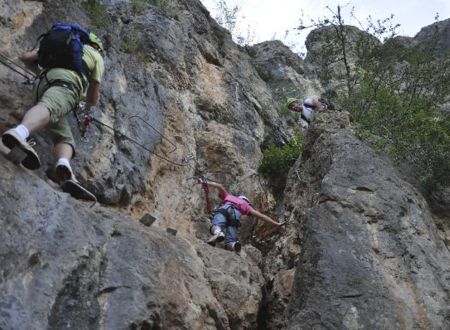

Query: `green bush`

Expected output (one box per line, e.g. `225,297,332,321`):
349,72,450,188
259,132,303,194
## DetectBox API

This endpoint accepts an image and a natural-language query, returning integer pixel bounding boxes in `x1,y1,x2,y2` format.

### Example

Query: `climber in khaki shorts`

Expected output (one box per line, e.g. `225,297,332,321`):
1,26,104,183
32,69,80,155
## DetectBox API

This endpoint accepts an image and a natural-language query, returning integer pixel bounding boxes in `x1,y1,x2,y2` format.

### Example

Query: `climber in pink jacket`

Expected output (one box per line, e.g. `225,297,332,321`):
201,180,284,252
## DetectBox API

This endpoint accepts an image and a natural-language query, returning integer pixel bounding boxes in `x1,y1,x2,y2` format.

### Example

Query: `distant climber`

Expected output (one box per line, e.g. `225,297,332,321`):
201,179,284,252
1,23,104,186
286,97,328,133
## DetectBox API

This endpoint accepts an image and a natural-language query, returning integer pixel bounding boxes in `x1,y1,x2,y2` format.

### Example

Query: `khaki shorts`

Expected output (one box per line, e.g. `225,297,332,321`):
33,71,81,155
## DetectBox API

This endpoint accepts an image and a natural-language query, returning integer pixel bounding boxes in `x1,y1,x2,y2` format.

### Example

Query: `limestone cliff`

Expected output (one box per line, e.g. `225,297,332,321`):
1,1,449,329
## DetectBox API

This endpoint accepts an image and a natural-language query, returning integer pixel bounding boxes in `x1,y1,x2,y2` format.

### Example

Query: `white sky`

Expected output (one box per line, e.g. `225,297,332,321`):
200,0,450,53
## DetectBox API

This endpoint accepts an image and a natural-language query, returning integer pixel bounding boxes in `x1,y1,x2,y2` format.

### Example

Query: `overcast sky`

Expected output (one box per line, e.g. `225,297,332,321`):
200,0,450,53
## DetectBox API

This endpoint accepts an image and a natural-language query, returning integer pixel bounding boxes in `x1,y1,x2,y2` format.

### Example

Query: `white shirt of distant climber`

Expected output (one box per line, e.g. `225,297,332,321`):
300,98,317,132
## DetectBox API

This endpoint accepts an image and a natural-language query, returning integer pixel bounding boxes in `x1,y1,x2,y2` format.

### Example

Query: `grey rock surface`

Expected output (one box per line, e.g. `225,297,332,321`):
413,18,450,55
282,112,450,329
0,156,264,330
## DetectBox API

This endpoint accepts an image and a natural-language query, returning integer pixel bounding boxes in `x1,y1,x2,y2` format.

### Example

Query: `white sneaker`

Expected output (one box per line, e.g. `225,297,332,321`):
55,158,76,182
2,128,41,169
207,231,225,246
226,241,241,253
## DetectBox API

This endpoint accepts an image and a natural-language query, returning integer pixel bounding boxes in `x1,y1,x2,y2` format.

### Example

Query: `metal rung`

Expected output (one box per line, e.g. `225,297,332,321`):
140,214,156,227
166,228,177,236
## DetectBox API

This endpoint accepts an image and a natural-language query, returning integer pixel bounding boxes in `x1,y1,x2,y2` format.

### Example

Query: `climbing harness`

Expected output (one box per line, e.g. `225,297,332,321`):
211,202,241,227
0,53,36,84
73,102,93,138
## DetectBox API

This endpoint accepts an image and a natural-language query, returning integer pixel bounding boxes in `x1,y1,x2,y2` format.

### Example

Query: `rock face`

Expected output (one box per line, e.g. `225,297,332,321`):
250,41,320,104
248,40,324,132
279,113,450,329
1,0,449,329
0,157,264,330
302,25,381,100
413,18,450,55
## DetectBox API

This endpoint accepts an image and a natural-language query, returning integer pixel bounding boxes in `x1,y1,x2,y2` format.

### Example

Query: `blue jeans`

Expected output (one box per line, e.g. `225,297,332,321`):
210,207,241,245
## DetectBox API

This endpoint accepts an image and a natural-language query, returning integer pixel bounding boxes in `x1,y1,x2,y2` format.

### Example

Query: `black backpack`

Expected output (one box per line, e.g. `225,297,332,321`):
37,23,90,74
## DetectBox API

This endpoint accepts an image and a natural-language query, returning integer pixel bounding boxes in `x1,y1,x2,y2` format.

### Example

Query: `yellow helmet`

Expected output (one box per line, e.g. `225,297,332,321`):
286,97,300,108
89,32,104,56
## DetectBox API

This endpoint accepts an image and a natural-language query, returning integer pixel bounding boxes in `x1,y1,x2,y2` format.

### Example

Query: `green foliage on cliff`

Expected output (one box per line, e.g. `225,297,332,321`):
300,6,450,188
350,34,450,187
352,77,450,187
259,131,303,194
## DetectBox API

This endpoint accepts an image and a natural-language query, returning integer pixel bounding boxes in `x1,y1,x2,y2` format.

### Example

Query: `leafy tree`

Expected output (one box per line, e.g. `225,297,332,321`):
211,0,255,45
297,5,450,188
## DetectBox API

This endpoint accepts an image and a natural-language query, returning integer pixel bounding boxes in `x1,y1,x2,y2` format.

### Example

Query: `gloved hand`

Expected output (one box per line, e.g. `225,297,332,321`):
78,101,87,113
81,114,93,128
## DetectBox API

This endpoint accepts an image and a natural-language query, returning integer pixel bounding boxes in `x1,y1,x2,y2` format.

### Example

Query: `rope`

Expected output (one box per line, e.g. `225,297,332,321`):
0,53,36,84
201,177,212,214
92,117,191,167
128,115,177,154
72,104,191,168
85,110,219,215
